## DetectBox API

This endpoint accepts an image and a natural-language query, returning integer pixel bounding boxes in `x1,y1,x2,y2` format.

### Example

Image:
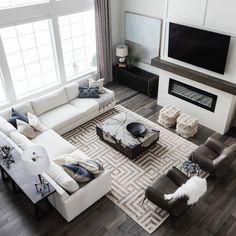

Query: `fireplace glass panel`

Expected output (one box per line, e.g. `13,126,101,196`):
168,79,217,112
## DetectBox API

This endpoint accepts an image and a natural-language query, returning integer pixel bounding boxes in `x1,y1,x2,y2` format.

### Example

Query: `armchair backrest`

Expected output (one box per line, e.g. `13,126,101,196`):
213,143,236,167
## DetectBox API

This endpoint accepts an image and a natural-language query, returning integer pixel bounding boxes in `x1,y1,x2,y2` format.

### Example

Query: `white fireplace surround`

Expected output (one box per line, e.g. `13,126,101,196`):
157,70,236,134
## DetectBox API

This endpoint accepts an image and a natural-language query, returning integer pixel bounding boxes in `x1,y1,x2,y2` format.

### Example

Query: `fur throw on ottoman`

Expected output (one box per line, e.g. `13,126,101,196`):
164,176,207,205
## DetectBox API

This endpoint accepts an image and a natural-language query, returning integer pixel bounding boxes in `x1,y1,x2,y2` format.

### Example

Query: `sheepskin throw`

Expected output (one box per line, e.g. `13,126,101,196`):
164,176,207,205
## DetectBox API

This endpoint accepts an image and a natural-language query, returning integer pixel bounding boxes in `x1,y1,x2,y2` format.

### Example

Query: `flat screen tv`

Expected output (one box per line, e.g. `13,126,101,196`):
168,22,231,74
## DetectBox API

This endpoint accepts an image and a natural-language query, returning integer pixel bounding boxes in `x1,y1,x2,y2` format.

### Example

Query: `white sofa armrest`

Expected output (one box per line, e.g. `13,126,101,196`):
104,87,114,96
57,170,112,222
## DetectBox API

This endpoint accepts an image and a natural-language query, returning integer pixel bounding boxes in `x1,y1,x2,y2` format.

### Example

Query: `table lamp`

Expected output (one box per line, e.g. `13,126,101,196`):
116,45,128,67
21,146,50,194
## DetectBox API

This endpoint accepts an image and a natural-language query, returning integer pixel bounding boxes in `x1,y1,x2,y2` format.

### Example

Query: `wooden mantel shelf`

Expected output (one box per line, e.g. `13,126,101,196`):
151,57,236,95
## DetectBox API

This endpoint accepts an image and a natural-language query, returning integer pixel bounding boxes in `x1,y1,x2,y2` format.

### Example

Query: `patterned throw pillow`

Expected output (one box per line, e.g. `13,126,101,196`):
27,112,48,132
89,78,105,94
63,164,94,183
77,159,104,175
16,119,36,139
8,108,29,128
78,87,100,98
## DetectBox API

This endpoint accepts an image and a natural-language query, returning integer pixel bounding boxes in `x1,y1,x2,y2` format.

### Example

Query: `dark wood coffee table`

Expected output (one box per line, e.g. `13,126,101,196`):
0,137,56,220
96,112,160,159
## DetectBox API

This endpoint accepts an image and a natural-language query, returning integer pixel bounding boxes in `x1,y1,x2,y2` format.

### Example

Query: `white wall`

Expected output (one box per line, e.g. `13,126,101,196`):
111,0,236,84
116,0,166,73
164,0,236,84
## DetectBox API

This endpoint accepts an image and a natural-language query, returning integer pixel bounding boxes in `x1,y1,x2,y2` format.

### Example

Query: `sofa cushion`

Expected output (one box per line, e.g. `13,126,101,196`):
31,129,76,159
10,131,35,151
70,98,99,114
78,76,90,87
31,88,68,116
46,162,79,193
63,164,94,183
0,116,16,136
79,87,100,98
16,119,36,139
39,104,83,131
0,102,33,120
8,108,29,128
64,81,80,101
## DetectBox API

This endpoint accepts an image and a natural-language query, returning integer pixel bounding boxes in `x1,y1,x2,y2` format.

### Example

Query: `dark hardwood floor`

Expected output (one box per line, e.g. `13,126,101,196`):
1,83,236,236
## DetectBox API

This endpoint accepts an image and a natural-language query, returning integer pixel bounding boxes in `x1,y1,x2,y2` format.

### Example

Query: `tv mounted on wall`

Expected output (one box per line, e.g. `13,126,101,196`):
168,22,231,74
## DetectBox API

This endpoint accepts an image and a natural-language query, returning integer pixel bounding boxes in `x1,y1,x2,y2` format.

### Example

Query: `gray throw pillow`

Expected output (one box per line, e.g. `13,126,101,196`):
78,87,100,98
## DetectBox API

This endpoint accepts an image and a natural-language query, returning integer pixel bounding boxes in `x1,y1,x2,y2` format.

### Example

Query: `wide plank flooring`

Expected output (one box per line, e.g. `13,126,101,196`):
0,83,236,236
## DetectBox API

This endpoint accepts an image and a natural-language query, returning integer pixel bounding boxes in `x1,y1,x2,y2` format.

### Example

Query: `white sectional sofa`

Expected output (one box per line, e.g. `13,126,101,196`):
0,77,115,222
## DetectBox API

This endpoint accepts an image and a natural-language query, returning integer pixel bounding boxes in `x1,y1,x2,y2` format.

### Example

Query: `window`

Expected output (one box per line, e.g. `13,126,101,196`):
0,0,48,10
0,70,6,103
59,10,97,80
0,20,58,97
0,0,95,107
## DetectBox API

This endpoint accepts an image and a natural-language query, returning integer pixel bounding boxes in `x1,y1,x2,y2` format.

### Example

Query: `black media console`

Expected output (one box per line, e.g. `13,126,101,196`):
113,66,159,98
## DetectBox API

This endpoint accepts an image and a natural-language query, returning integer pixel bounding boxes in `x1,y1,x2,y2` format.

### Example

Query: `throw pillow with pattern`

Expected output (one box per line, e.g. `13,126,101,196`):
16,119,36,139
78,87,100,98
63,164,94,183
89,78,105,94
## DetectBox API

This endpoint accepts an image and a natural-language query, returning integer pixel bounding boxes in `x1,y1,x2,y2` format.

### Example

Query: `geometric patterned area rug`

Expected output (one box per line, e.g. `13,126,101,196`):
63,105,205,234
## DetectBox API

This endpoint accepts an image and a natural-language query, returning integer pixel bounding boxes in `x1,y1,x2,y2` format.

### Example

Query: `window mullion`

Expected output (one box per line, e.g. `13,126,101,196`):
0,36,17,103
51,14,66,84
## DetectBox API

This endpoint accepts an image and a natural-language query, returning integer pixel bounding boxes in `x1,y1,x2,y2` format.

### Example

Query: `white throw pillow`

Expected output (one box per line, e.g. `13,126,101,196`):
27,112,48,132
16,119,36,139
0,116,16,136
10,131,35,151
46,162,79,193
53,153,82,166
89,78,105,94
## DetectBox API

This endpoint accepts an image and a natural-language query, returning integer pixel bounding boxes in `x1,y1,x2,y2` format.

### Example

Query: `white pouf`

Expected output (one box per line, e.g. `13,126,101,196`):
176,114,198,138
158,105,181,128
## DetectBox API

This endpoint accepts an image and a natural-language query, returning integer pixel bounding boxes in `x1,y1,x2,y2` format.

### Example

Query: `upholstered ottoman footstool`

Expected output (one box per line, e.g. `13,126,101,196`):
158,105,180,128
176,114,198,138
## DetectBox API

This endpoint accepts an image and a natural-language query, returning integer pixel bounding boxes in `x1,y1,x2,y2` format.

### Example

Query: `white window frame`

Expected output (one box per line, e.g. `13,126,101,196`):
0,0,95,109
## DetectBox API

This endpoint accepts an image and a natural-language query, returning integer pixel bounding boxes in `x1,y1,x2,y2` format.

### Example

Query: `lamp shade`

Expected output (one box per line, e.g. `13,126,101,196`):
21,146,50,176
116,45,128,57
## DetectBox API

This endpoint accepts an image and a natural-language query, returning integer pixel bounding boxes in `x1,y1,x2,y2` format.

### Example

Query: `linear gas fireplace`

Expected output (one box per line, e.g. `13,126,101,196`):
168,79,218,112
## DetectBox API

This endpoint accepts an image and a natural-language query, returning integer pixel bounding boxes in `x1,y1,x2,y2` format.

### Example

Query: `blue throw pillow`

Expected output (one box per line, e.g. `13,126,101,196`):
63,164,94,183
8,108,29,128
79,86,100,98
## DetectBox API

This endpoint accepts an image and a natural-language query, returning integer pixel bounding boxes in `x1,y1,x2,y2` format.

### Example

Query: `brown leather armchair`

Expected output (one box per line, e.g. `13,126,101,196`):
190,137,236,177
144,167,189,217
